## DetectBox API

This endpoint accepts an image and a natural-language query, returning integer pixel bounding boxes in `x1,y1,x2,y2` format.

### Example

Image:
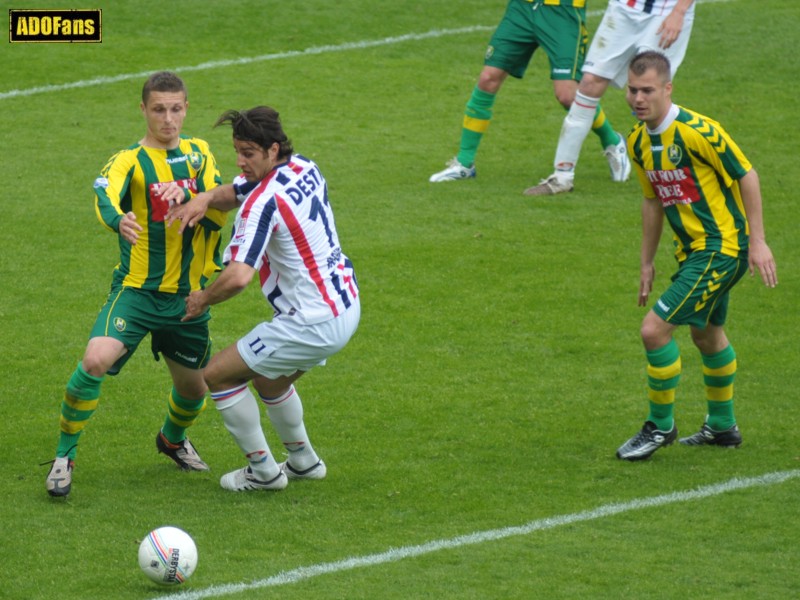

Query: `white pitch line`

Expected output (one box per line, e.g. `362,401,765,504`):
1,26,496,101
0,0,733,102
160,469,799,600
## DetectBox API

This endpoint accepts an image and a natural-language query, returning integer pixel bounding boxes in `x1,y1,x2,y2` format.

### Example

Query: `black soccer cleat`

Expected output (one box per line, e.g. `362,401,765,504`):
679,422,742,448
616,421,677,461
156,432,210,471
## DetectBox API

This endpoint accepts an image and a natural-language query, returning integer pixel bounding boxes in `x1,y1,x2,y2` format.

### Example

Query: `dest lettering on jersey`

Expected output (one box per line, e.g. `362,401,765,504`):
227,155,358,324
645,167,700,208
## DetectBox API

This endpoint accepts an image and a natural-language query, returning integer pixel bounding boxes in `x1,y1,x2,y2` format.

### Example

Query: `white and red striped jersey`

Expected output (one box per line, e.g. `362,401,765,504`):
618,0,690,15
225,154,358,324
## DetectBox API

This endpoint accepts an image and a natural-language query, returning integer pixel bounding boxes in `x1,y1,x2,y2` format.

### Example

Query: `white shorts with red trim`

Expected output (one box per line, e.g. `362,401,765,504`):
583,0,695,88
236,297,360,379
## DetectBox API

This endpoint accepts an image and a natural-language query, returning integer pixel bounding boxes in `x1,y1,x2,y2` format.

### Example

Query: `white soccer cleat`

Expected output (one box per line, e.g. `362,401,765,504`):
45,456,74,497
280,459,327,480
604,132,631,182
220,466,287,491
523,174,574,196
429,158,476,182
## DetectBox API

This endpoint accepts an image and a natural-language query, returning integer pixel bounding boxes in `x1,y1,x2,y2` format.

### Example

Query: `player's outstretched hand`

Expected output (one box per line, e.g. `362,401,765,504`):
749,239,778,288
158,181,189,206
167,191,212,233
119,212,143,245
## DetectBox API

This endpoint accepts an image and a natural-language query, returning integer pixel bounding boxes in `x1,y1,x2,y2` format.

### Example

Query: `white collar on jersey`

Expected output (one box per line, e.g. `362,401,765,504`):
647,103,680,135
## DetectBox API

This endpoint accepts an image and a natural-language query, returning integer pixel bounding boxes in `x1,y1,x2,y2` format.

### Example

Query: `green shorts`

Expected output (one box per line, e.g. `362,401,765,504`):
90,286,212,375
485,0,587,80
653,252,748,329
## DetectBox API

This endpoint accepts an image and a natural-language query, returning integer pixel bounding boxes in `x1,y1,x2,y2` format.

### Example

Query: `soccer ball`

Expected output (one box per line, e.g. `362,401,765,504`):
138,526,198,585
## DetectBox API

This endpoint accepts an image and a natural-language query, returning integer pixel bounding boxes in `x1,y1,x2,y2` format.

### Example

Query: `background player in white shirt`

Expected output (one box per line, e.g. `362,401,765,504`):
525,0,695,195
170,106,360,492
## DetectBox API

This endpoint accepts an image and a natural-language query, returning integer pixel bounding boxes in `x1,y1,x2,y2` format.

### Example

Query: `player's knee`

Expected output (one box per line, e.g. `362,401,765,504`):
554,90,573,109
80,354,112,377
477,67,506,94
578,73,608,99
175,379,207,401
201,365,223,392
640,322,654,345
201,360,237,394
690,327,728,355
640,319,668,349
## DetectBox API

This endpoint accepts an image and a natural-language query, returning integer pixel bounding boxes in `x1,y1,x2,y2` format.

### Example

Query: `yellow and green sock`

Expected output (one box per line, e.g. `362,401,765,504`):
591,106,620,148
57,362,102,460
702,345,737,431
161,387,206,444
645,339,681,431
456,86,495,168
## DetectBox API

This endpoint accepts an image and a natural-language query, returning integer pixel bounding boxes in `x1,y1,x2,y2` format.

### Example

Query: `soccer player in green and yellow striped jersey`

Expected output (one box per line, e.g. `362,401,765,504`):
429,0,626,189
45,72,227,497
616,51,777,461
94,137,226,293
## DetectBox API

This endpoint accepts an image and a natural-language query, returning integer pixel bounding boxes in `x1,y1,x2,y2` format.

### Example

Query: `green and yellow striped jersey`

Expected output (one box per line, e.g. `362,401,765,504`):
93,135,226,294
627,106,752,262
529,0,586,6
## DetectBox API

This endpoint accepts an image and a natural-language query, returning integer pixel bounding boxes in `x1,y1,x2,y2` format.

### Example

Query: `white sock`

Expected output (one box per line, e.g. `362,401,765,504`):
212,384,280,480
260,386,319,471
553,92,600,178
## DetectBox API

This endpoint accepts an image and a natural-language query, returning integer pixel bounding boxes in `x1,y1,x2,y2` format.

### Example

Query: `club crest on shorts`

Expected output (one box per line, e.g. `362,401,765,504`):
114,317,127,332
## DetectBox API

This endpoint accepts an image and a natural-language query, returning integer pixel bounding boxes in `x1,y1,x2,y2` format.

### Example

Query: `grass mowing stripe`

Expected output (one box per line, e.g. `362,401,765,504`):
0,27,491,101
163,469,798,600
0,0,734,102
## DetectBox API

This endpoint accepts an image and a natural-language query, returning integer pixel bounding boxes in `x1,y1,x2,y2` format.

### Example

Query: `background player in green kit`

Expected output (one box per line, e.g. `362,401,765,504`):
616,52,778,461
44,71,228,497
429,0,630,190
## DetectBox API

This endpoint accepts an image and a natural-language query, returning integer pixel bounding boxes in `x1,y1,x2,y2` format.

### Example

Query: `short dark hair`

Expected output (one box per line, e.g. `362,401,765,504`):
142,71,187,104
214,106,293,159
629,51,672,83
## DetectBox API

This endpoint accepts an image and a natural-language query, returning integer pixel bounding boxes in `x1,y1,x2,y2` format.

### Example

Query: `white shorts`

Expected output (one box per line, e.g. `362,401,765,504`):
236,297,360,379
583,0,695,88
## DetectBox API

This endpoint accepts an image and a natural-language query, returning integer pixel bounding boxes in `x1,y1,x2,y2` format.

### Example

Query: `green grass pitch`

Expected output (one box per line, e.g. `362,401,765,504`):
1,1,798,598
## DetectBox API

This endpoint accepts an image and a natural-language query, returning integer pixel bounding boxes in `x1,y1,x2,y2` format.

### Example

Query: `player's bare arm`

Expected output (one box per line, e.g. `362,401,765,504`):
118,211,143,245
183,261,256,321
739,169,778,288
157,181,191,206
657,0,694,49
167,183,238,233
639,197,664,306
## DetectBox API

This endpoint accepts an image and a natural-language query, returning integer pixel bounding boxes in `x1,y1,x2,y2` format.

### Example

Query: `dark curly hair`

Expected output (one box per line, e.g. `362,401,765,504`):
215,106,293,159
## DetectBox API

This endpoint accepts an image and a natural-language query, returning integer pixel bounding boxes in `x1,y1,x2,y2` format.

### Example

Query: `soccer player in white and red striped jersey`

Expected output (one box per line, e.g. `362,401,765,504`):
171,106,360,492
526,0,696,195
